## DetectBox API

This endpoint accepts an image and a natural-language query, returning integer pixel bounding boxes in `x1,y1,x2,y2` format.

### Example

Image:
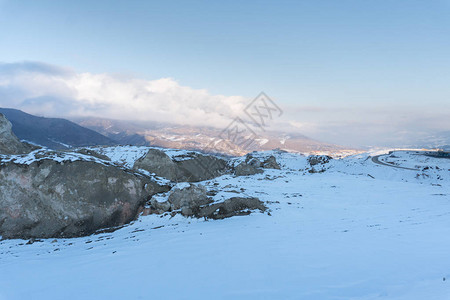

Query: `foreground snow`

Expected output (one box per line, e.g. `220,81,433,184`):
1,149,450,299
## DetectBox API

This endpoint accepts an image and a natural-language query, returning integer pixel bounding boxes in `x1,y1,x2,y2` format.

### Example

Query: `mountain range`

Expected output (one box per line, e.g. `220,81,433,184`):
4,107,449,155
1,107,357,155
75,117,349,156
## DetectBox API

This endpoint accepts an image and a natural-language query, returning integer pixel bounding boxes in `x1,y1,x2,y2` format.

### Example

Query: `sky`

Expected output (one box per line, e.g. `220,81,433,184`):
0,0,450,147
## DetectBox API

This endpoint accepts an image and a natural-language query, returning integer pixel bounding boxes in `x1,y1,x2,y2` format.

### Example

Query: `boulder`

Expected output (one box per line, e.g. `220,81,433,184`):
133,148,178,180
197,197,267,219
234,154,281,176
0,113,31,155
167,184,212,216
0,158,170,239
175,153,228,182
234,161,263,176
148,197,172,214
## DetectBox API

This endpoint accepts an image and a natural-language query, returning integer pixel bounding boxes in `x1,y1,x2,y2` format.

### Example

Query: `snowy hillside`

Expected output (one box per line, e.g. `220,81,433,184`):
1,148,450,299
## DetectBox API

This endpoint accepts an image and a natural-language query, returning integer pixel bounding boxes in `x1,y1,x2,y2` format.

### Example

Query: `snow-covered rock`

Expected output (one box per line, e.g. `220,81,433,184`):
0,152,170,239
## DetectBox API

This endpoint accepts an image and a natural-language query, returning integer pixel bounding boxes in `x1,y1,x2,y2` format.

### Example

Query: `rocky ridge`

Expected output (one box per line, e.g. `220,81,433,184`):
0,115,275,239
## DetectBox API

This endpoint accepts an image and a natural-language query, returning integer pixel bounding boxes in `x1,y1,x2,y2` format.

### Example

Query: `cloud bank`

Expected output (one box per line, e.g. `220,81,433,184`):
0,62,248,129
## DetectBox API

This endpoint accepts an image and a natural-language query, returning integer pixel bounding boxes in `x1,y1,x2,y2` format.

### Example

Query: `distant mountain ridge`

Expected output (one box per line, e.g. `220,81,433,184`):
0,108,117,149
0,108,355,155
413,131,450,150
75,117,350,156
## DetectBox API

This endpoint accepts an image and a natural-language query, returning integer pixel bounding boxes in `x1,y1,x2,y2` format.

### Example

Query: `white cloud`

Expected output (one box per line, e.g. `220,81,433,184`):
0,62,248,128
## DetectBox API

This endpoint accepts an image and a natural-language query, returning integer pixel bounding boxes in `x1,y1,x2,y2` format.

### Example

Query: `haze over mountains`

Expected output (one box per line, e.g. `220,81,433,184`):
415,131,450,150
2,107,448,155
75,117,348,156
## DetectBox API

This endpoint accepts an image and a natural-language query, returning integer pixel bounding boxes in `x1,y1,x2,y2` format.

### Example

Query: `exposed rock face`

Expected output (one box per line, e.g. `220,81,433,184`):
134,149,228,182
0,158,170,239
0,113,31,155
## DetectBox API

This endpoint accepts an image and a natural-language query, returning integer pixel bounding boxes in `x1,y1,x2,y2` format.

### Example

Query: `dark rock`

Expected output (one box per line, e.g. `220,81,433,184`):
197,197,267,219
308,155,332,166
308,167,325,174
234,161,263,176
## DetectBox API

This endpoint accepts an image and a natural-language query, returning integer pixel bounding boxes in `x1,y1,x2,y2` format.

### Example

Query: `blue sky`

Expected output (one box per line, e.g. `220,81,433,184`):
0,0,449,146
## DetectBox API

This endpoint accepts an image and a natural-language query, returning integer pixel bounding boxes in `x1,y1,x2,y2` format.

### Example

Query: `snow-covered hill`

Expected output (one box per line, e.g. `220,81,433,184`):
1,148,450,300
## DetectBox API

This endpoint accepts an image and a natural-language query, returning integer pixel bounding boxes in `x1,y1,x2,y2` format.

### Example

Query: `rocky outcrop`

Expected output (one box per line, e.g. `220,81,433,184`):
148,184,267,219
234,154,281,176
0,112,268,239
262,155,281,169
307,155,332,173
308,155,332,166
0,113,31,155
0,157,170,239
134,149,228,182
